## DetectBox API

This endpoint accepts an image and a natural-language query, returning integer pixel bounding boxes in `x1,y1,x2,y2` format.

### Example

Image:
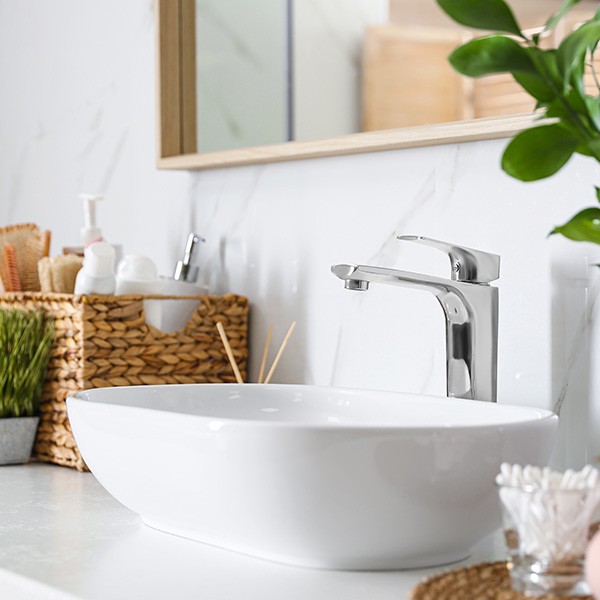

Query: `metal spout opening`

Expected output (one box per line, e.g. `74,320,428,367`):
344,279,369,291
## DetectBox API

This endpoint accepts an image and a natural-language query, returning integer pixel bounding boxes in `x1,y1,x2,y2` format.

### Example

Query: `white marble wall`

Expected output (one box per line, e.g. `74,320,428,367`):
0,0,599,468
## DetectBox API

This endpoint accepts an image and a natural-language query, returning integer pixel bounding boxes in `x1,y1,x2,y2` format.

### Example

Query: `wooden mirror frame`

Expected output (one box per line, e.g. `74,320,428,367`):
156,0,534,171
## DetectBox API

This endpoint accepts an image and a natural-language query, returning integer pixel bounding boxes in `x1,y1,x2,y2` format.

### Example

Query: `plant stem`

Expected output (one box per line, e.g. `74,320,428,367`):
526,39,599,152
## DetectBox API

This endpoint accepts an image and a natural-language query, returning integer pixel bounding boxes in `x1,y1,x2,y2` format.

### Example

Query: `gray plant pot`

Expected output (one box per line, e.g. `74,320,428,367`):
0,416,39,465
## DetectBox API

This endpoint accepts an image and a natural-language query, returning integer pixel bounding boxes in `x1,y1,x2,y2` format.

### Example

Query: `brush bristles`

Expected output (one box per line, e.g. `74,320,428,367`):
3,244,22,292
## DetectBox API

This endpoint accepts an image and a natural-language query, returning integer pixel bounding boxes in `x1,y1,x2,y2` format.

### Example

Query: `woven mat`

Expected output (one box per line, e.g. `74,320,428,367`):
410,561,592,600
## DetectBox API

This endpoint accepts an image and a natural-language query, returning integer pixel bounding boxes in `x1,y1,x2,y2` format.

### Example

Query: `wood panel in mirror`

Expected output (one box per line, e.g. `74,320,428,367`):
156,0,566,171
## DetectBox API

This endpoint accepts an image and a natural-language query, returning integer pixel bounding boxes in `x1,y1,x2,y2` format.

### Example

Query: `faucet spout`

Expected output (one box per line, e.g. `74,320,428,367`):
332,264,457,296
331,261,498,402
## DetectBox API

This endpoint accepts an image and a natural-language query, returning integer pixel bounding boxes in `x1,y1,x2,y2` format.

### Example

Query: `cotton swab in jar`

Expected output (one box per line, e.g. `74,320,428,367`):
263,321,297,385
496,463,600,562
216,321,244,384
257,323,273,384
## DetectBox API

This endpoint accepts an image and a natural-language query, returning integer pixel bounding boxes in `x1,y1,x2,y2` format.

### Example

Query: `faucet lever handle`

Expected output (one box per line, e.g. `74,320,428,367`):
397,236,500,283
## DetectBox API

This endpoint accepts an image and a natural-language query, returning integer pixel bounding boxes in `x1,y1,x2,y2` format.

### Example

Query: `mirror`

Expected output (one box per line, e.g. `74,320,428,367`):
156,0,595,170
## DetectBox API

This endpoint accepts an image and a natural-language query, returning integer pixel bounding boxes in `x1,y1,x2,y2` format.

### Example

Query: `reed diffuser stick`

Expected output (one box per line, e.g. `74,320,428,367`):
263,321,297,384
257,324,273,384
216,322,244,384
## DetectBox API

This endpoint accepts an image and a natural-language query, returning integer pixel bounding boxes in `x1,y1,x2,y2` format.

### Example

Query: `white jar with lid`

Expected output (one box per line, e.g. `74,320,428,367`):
115,255,164,330
115,255,160,295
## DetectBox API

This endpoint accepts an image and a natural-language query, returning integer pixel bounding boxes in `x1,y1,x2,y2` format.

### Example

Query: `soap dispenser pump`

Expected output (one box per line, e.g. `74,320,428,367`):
173,233,205,282
80,194,104,245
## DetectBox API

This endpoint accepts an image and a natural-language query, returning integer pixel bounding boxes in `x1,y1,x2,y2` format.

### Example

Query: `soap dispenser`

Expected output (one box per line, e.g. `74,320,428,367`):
161,233,208,296
156,233,208,333
173,233,205,283
63,194,122,263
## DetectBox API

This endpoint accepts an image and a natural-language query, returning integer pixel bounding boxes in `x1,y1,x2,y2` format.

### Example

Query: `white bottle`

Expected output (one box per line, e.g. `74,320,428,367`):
74,242,116,295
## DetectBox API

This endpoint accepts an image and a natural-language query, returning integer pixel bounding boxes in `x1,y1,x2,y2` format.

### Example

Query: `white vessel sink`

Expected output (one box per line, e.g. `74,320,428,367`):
67,384,557,570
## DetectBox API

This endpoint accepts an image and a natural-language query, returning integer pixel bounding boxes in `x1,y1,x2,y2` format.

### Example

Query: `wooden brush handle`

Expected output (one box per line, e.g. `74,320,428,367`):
41,230,51,258
4,244,22,292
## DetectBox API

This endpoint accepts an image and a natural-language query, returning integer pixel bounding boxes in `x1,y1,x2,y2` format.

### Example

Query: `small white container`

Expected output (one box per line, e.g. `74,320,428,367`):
74,242,116,295
115,255,160,295
115,255,166,330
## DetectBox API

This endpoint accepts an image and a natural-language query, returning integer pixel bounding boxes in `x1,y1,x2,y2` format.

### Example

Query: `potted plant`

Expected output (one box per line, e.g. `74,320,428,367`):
436,0,600,242
0,308,54,465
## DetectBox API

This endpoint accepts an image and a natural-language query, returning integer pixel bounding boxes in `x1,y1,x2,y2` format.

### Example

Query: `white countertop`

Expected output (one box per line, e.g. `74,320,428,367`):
0,463,506,600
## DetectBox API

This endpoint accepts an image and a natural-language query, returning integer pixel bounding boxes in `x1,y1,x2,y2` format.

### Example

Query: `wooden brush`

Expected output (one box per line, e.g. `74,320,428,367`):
41,230,51,258
0,223,42,291
3,244,22,292
21,235,43,291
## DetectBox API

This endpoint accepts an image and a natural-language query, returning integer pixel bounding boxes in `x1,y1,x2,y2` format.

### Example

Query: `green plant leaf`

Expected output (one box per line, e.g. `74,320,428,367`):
575,144,594,157
436,0,523,36
557,20,600,83
542,0,584,36
551,207,600,243
512,72,555,103
545,92,587,121
588,138,600,161
501,123,580,181
449,36,538,77
585,96,600,132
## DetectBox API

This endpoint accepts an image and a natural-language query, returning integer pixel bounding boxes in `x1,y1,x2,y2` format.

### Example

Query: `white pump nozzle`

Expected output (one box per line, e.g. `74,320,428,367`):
79,194,104,245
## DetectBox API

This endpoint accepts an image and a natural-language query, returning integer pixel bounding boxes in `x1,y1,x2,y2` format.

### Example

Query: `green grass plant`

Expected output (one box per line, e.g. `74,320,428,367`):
0,309,54,418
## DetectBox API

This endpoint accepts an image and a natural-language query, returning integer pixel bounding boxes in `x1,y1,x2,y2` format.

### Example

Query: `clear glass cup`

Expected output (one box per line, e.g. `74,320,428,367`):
497,482,600,596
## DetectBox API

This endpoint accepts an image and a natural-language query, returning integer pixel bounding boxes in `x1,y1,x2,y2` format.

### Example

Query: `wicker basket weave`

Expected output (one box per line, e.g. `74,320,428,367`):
0,292,249,471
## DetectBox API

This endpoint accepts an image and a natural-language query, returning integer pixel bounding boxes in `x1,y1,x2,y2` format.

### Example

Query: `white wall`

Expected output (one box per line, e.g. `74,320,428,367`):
1,0,599,468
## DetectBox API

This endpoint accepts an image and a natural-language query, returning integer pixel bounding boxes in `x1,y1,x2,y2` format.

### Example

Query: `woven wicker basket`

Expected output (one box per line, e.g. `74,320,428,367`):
0,292,249,471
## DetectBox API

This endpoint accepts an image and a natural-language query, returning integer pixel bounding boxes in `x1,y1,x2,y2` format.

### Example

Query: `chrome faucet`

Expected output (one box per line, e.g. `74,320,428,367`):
331,236,500,402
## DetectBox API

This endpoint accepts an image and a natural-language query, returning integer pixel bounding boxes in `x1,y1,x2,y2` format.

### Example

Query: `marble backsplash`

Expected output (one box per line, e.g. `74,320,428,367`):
1,0,599,468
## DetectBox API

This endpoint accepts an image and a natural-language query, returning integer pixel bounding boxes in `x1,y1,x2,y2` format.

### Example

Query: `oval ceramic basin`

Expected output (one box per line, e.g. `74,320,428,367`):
67,384,558,570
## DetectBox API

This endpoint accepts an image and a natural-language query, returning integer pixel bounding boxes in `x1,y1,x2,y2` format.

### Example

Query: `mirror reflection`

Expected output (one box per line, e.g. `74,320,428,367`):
195,0,291,151
192,0,597,153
